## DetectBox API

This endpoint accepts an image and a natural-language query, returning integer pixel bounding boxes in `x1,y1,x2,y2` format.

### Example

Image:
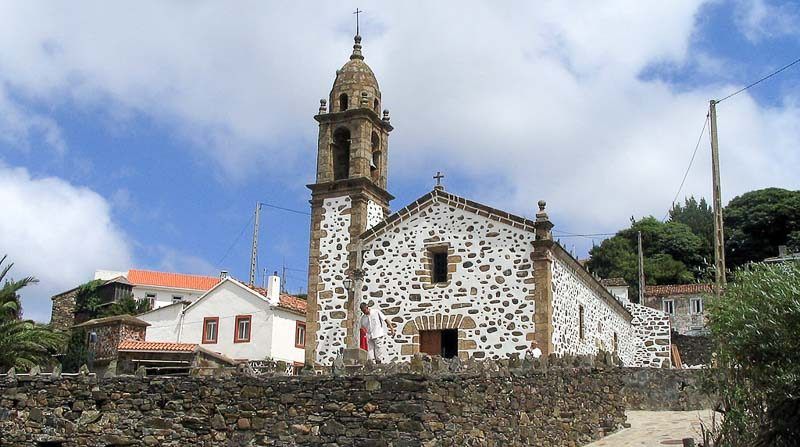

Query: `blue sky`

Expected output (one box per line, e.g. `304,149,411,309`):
1,1,799,322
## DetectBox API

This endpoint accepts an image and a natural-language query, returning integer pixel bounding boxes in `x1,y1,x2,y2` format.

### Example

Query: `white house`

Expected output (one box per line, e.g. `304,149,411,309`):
95,269,220,309
137,274,307,367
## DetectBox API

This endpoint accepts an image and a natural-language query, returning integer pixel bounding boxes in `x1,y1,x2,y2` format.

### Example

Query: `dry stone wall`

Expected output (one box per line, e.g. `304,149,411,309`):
0,359,712,447
314,195,352,365
359,200,538,362
551,258,637,365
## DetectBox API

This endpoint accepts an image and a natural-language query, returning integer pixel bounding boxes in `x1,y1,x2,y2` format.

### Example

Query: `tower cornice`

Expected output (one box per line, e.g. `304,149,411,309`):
314,109,393,132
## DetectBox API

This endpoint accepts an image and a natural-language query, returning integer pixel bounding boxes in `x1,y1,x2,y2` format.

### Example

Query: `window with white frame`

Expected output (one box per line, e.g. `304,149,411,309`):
234,315,252,343
663,299,675,315
172,295,183,303
690,297,703,314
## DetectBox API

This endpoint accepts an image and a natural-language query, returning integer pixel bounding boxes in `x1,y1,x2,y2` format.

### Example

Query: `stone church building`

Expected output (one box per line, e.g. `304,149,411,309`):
305,34,670,368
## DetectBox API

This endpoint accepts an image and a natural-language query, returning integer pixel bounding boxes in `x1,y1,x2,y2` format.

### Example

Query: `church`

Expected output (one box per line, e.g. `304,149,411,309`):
304,33,671,369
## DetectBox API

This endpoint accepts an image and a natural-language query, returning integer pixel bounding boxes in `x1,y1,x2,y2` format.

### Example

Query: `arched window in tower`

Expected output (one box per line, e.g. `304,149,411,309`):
332,127,351,180
373,98,380,113
339,93,349,112
370,132,381,183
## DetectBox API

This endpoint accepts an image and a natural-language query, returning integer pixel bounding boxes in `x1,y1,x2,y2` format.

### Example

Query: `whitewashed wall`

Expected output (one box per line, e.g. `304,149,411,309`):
551,258,636,365
357,200,538,362
139,302,183,342
132,286,205,309
366,200,384,230
270,309,306,365
625,302,672,368
314,195,352,365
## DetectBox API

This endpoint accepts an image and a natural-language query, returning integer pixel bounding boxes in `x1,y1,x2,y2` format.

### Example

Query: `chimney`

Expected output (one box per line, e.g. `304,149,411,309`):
220,270,229,279
267,271,281,305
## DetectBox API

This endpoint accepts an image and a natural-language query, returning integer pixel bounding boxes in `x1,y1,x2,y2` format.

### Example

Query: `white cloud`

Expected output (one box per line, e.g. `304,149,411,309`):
0,162,133,322
734,0,800,42
0,0,797,253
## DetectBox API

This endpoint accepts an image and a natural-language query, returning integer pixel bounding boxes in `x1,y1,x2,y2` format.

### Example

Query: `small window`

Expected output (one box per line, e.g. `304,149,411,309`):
579,305,585,340
663,299,675,315
373,98,379,113
202,317,219,344
690,297,703,314
613,332,618,355
295,321,306,349
172,295,183,303
234,315,251,343
339,93,348,111
432,252,448,283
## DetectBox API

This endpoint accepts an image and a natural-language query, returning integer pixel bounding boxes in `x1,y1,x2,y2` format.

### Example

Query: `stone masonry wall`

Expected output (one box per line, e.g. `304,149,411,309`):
624,303,671,368
0,359,712,447
551,257,637,365
359,199,538,362
314,195,353,365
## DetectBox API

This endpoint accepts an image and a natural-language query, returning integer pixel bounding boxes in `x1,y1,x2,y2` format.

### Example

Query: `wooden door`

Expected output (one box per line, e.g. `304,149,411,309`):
419,330,442,356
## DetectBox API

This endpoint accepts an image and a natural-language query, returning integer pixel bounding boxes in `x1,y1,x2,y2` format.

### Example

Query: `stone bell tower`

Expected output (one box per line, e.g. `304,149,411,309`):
305,33,394,366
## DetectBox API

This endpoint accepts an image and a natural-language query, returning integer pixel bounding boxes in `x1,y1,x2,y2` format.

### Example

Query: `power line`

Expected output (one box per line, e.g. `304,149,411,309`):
663,113,710,222
215,214,255,268
553,230,616,238
717,56,800,103
260,202,311,216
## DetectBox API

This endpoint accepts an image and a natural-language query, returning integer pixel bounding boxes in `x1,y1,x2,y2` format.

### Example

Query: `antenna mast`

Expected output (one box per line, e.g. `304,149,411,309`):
249,202,262,286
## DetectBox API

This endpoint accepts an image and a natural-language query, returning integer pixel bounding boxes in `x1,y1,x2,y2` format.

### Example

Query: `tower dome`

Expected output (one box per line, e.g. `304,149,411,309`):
329,35,382,114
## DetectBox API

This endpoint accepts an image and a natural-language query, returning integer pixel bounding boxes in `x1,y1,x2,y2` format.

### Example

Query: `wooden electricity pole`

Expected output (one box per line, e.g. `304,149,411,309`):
249,202,262,286
638,231,645,303
709,100,726,297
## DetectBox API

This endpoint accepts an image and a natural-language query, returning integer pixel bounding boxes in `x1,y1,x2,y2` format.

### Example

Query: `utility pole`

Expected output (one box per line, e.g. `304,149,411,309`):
709,100,726,297
249,202,262,287
637,231,646,303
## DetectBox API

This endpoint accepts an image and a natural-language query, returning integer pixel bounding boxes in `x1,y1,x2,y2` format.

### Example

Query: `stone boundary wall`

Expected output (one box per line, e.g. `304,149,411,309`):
0,359,712,447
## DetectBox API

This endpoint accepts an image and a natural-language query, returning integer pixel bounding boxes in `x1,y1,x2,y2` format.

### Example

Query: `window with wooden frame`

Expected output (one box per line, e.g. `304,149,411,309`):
428,246,449,284
295,321,306,349
578,305,585,340
234,315,252,343
202,317,219,344
690,297,703,314
663,299,675,315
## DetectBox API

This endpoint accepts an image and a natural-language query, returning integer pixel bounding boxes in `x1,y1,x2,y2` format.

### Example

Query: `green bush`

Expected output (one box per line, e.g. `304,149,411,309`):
705,261,800,446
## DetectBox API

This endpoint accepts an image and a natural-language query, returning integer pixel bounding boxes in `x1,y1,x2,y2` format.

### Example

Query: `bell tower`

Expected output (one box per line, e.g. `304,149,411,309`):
305,33,394,366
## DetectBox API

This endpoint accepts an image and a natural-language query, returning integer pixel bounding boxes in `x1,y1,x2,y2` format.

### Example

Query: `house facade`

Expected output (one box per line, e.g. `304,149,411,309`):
304,33,672,368
94,269,220,309
138,275,306,366
642,284,712,335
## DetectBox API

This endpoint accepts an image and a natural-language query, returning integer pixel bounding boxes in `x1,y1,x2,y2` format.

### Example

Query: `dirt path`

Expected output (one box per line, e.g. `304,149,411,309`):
585,410,716,446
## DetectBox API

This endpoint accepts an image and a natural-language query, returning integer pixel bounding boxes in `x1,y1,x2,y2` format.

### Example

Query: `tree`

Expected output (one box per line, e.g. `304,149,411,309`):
725,188,800,267
0,255,36,320
705,262,800,446
587,217,705,296
0,255,65,371
669,196,713,259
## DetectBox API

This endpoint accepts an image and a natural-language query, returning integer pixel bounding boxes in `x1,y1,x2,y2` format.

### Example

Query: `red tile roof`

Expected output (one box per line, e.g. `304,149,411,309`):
118,340,198,352
127,269,220,291
248,286,307,314
644,284,713,297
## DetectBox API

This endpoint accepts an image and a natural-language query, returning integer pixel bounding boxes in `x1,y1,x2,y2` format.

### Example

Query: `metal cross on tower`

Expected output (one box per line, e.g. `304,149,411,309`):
353,8,363,36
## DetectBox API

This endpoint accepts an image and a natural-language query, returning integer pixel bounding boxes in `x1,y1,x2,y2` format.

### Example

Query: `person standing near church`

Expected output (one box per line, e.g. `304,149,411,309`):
359,302,395,364
528,340,542,359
